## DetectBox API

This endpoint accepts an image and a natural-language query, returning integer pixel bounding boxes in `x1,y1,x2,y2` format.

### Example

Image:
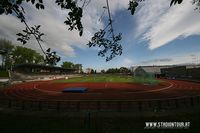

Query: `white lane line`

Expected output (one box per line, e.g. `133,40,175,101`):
10,80,200,102
126,82,174,94
33,81,174,95
33,83,62,94
34,83,103,95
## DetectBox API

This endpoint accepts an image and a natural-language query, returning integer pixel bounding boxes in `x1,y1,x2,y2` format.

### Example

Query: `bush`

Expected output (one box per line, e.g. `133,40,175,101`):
0,70,9,78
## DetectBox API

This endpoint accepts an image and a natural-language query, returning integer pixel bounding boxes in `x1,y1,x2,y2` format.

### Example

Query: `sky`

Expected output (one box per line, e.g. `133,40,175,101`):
0,0,200,71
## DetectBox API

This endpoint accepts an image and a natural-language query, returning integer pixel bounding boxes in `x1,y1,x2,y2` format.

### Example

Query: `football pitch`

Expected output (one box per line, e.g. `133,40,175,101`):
55,74,159,84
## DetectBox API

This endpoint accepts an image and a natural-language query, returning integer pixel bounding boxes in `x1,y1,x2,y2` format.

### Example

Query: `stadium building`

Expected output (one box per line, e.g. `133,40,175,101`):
130,65,170,78
161,65,200,80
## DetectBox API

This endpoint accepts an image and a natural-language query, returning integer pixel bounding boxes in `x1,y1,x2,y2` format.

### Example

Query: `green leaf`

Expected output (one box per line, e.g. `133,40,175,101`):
31,0,35,4
36,25,41,30
17,38,23,42
79,29,83,36
46,48,51,52
40,4,44,9
131,9,135,15
178,0,183,4
16,0,23,5
35,3,40,9
170,0,183,6
0,8,4,15
16,33,23,36
39,0,43,3
7,8,12,14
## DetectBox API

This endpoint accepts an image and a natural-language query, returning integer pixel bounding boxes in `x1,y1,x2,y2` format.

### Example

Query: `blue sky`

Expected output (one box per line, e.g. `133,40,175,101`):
0,0,200,71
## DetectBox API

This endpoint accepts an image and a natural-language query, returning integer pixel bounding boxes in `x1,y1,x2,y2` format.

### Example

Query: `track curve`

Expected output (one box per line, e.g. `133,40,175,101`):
1,79,200,101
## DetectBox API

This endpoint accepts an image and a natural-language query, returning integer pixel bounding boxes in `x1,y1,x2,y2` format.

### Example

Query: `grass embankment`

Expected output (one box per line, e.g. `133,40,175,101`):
55,74,160,84
0,70,9,78
0,110,199,133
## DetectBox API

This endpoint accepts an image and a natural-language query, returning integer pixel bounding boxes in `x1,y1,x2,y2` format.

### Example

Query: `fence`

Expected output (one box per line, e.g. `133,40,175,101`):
0,95,200,112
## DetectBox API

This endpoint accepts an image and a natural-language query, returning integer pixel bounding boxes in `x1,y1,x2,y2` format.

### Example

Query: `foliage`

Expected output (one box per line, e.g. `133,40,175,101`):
128,0,140,15
0,70,9,78
91,69,94,74
0,39,44,68
170,0,183,6
16,25,44,45
61,61,82,71
192,0,200,11
55,0,84,36
101,69,105,73
12,46,44,65
87,0,123,61
119,67,131,73
0,0,60,65
44,48,60,66
61,61,74,69
87,30,122,61
106,67,131,74
106,68,120,73
0,39,14,69
74,64,82,69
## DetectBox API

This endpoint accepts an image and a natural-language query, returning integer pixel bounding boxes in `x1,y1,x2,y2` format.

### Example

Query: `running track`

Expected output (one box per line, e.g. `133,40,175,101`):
1,79,200,101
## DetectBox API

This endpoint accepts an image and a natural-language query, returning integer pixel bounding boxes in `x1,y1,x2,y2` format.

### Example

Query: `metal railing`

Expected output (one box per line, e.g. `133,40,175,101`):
0,95,200,112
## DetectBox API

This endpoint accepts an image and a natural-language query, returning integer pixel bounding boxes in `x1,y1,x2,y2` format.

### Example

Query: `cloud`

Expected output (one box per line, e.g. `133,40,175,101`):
170,52,200,65
134,0,170,39
121,58,134,67
138,52,200,66
135,0,200,50
0,0,128,58
141,58,173,65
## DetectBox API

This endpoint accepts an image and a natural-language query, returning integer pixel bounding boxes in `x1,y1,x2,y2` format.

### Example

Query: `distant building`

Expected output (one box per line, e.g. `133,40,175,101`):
161,65,200,80
85,68,92,74
74,64,82,73
134,66,148,77
187,67,200,79
161,66,187,78
131,65,170,78
186,65,200,69
131,64,200,79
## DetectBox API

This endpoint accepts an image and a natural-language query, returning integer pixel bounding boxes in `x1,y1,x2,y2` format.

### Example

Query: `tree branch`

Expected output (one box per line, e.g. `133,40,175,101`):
12,7,46,55
106,0,115,40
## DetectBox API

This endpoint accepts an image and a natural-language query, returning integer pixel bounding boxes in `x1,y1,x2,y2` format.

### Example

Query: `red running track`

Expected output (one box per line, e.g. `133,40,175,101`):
1,79,200,101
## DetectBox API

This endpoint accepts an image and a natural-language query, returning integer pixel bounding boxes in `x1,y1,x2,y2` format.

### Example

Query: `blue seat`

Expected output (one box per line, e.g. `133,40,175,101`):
62,87,88,93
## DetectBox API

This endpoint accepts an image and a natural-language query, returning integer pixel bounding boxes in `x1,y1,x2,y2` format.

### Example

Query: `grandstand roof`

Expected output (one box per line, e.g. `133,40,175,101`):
13,63,76,71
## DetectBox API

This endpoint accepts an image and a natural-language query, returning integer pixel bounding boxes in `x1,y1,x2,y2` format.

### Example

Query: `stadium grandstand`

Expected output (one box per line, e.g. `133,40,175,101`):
130,65,200,80
13,63,76,74
9,63,81,83
161,65,200,80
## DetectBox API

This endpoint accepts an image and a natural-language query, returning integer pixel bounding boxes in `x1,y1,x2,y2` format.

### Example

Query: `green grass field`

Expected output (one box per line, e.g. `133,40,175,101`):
0,70,9,78
55,74,160,84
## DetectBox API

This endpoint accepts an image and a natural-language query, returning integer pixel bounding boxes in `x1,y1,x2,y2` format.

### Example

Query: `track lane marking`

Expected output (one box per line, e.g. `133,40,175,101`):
125,81,173,94
33,81,174,95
